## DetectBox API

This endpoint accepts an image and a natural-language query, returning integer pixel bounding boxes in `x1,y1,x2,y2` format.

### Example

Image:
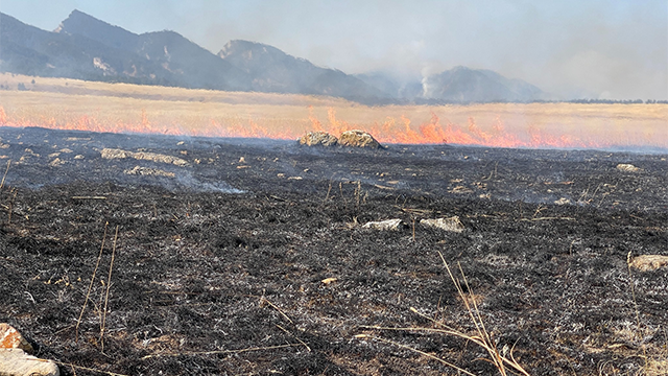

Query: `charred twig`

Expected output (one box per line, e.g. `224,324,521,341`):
520,217,575,222
76,222,108,344
141,343,301,360
100,225,119,352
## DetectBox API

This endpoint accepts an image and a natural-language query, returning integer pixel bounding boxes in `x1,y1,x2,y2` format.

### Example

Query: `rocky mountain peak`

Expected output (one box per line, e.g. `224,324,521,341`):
56,9,139,50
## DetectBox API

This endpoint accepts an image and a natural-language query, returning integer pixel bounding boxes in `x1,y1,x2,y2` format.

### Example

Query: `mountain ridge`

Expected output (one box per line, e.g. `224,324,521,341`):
0,9,547,103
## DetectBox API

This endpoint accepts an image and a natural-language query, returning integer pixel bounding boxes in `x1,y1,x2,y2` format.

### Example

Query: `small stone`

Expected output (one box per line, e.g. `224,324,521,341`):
49,158,65,167
0,324,33,353
616,163,640,172
362,218,402,231
0,348,59,376
420,216,465,233
554,197,571,205
321,278,338,285
123,166,175,178
338,130,381,148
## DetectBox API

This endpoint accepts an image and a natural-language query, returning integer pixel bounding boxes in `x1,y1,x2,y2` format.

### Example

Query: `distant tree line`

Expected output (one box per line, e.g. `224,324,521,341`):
564,99,668,104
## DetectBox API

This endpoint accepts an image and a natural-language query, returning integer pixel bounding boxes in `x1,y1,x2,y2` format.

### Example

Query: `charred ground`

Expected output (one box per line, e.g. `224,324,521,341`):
0,126,667,375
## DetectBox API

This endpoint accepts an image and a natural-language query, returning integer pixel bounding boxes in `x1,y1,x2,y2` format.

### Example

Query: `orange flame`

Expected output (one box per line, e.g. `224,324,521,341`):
0,105,665,150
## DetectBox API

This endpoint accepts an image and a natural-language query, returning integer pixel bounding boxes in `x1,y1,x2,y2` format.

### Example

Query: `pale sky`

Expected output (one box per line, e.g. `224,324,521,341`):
1,0,667,100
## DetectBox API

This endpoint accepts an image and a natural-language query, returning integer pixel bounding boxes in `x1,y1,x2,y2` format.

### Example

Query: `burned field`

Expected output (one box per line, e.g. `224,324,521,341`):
1,126,667,375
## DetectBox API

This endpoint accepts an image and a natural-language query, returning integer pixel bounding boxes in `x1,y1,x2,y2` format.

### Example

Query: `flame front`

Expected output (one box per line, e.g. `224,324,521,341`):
1,103,666,150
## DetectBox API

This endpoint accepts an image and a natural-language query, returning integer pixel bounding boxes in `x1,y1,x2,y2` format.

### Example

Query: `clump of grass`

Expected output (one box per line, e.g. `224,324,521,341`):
358,251,530,376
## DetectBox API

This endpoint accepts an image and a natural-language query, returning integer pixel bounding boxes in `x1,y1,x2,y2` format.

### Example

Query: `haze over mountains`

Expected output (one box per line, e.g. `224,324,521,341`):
0,9,547,104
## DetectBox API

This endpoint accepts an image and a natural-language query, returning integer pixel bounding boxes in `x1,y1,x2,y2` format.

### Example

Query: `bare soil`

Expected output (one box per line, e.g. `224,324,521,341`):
1,126,667,375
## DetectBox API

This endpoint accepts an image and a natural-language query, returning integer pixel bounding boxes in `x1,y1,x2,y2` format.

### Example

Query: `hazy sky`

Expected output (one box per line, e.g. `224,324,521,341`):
1,0,667,99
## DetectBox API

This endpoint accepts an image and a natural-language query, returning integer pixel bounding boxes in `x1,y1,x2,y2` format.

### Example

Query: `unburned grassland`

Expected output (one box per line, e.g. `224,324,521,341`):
1,73,667,149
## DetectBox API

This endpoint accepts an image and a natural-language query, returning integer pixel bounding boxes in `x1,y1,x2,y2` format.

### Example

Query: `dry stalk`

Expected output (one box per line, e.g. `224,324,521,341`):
141,343,301,360
355,334,476,376
323,180,333,202
355,180,361,209
100,225,119,352
7,188,17,223
626,251,648,369
357,253,530,376
520,217,575,222
76,222,108,343
439,252,530,376
339,182,346,207
276,324,311,352
0,160,10,190
260,294,293,324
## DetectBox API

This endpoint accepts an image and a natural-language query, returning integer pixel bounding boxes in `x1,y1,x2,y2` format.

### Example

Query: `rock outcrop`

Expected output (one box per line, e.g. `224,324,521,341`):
101,148,188,166
0,324,59,376
0,349,60,376
298,132,338,147
337,130,382,149
0,324,32,353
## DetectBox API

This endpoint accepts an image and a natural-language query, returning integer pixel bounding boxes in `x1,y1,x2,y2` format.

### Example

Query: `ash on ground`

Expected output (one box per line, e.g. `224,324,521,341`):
0,126,667,376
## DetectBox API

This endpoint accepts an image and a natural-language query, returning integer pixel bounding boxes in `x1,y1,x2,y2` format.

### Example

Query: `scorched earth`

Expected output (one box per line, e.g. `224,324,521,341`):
0,126,667,376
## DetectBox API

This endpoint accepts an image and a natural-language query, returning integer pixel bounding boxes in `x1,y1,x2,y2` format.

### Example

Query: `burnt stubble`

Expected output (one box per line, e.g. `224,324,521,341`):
1,126,667,375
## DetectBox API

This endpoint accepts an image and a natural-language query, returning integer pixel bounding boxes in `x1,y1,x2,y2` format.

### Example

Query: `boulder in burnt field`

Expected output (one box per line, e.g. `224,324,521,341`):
0,324,32,353
338,129,382,148
298,131,338,147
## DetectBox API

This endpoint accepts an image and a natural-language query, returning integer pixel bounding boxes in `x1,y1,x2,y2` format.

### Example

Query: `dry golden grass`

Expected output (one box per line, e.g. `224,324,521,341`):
1,73,666,148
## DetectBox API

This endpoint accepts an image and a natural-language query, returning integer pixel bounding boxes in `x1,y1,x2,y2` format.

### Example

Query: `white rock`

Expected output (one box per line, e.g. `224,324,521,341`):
420,216,465,233
616,163,641,172
123,166,175,178
0,348,59,376
362,218,402,231
629,255,668,272
554,197,571,205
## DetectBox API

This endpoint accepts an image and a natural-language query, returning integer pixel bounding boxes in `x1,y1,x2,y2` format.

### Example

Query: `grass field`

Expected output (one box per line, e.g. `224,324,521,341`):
1,73,667,149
